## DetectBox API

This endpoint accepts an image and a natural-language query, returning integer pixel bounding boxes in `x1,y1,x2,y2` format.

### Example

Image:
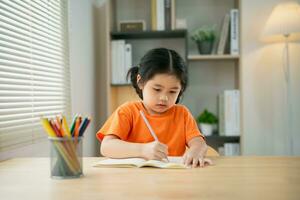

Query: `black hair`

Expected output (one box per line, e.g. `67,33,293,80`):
126,48,188,104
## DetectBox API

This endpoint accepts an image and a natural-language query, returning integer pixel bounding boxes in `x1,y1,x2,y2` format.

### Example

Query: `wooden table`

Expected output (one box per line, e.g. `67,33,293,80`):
0,157,300,200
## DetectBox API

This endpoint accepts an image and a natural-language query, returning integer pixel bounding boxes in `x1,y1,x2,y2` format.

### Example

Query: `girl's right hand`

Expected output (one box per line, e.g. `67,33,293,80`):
141,141,168,161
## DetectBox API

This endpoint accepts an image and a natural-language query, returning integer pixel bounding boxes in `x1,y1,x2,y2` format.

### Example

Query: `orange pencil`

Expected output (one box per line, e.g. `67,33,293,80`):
56,115,65,137
74,116,81,137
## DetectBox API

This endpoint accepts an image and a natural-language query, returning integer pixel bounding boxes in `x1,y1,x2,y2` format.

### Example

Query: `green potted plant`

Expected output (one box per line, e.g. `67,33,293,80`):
191,25,216,54
196,109,218,136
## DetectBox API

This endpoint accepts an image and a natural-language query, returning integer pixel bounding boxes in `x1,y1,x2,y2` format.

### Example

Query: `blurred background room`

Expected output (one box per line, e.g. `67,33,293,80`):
0,0,300,160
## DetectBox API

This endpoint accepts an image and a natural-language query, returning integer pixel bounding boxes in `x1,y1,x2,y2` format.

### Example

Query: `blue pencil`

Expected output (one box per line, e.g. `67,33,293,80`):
79,117,91,136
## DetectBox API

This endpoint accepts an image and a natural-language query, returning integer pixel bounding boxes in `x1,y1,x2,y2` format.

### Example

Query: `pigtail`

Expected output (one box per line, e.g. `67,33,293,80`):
127,66,143,99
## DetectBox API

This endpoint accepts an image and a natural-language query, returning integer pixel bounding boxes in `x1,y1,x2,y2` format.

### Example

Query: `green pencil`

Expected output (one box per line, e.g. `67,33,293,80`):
70,115,78,136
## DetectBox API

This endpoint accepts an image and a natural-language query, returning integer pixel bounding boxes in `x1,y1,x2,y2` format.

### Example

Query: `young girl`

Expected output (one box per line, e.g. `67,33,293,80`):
96,48,212,168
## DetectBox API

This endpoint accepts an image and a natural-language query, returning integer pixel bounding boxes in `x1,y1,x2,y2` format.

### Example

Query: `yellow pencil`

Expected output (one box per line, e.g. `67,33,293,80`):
41,118,57,138
61,116,78,166
61,115,80,170
62,116,72,138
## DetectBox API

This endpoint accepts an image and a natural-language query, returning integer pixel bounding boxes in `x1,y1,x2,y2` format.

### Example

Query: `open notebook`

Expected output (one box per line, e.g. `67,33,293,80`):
93,156,187,169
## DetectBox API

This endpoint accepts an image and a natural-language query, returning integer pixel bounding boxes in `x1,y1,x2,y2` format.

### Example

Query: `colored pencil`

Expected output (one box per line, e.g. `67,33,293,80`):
79,117,91,136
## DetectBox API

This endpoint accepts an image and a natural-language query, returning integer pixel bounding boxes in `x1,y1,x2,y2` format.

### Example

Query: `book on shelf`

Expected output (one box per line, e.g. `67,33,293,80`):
230,9,239,55
219,90,240,136
157,0,165,30
217,13,230,55
111,41,118,84
224,143,240,156
111,40,132,84
164,0,171,30
171,0,175,30
124,43,132,82
93,157,187,169
118,40,125,84
217,9,239,55
151,0,174,31
151,0,157,30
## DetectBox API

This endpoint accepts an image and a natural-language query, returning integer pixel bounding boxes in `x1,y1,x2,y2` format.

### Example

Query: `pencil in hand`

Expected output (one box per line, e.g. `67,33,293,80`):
139,110,169,162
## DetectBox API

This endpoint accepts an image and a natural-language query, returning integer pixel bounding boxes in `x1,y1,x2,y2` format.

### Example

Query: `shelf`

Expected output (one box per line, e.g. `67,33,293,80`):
111,83,131,87
188,54,240,61
205,135,240,143
111,29,187,40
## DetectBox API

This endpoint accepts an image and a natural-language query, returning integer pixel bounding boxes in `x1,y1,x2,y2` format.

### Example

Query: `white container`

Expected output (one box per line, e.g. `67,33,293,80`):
199,123,214,136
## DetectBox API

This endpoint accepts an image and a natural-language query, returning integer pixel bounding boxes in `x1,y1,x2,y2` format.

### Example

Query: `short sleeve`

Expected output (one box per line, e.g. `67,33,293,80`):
183,107,205,144
96,106,132,142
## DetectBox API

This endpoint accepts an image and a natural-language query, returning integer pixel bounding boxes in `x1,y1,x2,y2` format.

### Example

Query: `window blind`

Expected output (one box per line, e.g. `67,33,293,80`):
0,0,71,152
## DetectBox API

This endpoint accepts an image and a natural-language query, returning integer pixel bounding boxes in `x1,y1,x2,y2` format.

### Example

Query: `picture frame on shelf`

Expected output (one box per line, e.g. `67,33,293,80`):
118,20,146,32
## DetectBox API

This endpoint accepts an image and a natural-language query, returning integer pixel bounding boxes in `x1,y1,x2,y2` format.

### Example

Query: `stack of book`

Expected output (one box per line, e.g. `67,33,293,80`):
218,90,240,136
216,9,239,55
151,0,175,31
111,40,132,84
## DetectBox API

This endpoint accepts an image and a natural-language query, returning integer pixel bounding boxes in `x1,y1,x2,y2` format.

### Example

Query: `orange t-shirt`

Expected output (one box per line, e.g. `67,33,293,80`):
96,101,204,156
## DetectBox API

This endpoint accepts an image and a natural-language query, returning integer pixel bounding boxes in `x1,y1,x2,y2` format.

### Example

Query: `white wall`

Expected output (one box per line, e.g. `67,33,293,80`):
69,0,100,156
241,0,300,155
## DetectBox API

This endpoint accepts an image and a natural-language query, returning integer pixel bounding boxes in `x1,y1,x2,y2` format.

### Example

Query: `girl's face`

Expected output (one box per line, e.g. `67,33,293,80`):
138,73,182,115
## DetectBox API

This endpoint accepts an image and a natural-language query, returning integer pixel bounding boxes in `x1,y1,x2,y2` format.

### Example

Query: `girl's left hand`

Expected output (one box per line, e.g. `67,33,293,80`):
183,146,213,168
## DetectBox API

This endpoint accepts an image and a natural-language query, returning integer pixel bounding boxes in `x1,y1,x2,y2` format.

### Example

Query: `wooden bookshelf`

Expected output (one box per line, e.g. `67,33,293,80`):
111,30,187,40
97,0,242,154
111,83,131,87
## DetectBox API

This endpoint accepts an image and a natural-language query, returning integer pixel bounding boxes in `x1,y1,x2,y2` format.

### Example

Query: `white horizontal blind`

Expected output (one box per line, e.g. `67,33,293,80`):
0,0,71,152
